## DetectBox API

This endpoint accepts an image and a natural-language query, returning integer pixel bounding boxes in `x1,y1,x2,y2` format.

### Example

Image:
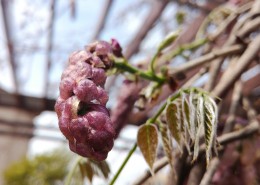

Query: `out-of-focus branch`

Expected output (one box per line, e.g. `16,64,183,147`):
0,0,18,93
212,34,260,98
168,44,244,75
70,0,75,18
199,158,220,185
44,0,56,97
223,80,243,133
91,0,113,41
124,0,169,59
111,82,144,136
242,96,257,120
175,0,215,12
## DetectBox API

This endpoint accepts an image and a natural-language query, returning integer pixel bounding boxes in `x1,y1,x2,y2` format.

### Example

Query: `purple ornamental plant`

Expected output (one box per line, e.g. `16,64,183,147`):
55,39,122,161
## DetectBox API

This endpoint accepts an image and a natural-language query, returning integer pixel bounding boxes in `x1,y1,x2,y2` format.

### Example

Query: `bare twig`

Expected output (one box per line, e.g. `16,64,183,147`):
212,34,260,98
91,0,113,41
209,1,253,41
69,0,75,18
223,81,243,133
199,158,220,185
0,0,18,92
204,58,223,91
168,44,244,75
124,0,169,59
242,97,257,120
44,0,56,97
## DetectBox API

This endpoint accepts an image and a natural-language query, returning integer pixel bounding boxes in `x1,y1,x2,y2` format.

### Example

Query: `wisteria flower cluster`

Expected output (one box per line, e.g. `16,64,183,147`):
55,39,122,161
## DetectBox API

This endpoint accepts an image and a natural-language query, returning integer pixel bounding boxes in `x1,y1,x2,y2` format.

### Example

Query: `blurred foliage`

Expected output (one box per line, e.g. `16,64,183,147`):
3,148,112,185
3,148,70,185
175,11,186,25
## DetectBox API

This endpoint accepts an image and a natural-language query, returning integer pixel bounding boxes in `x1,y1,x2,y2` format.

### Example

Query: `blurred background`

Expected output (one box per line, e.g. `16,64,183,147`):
0,0,259,185
0,0,184,184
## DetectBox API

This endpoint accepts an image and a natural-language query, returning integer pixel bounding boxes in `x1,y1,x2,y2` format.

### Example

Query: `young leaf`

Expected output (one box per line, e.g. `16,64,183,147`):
192,123,203,163
180,95,192,154
189,92,197,143
90,160,110,179
183,96,191,130
196,96,205,129
158,29,181,51
166,103,181,148
203,97,218,166
159,123,174,168
137,124,159,172
79,161,94,183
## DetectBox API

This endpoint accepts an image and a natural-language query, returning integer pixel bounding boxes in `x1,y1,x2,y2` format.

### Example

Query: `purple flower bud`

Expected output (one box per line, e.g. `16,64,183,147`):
91,68,106,87
59,117,74,141
59,77,76,99
95,41,112,56
69,50,92,65
73,79,98,103
97,86,109,105
55,40,122,161
75,62,92,79
111,38,123,57
68,117,90,143
90,55,105,68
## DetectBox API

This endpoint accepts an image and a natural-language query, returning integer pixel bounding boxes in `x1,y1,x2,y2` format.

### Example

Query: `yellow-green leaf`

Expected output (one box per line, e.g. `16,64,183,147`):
90,160,110,179
137,124,158,172
79,161,94,183
203,98,217,166
158,29,181,51
166,103,181,147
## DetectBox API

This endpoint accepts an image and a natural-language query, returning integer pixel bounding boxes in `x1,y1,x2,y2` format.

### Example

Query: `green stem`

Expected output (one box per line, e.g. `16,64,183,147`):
149,50,159,75
109,143,137,185
148,92,181,124
65,156,82,185
160,38,208,63
113,58,166,84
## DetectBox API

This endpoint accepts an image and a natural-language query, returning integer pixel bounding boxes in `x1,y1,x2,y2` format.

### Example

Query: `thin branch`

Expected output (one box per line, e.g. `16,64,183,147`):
212,34,260,98
168,44,244,75
44,0,56,97
69,0,75,18
242,96,257,120
182,67,208,88
204,58,223,91
208,1,253,41
175,0,215,12
124,0,169,59
223,80,243,133
199,158,220,185
0,0,18,92
91,0,113,41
